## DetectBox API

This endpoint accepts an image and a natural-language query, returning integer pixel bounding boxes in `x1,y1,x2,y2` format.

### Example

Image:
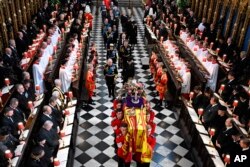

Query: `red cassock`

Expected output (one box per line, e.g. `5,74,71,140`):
104,0,111,10
85,71,95,97
156,73,168,100
84,13,93,29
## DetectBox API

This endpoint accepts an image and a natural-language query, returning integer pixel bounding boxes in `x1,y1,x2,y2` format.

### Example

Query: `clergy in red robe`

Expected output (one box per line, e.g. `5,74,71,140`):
85,64,96,105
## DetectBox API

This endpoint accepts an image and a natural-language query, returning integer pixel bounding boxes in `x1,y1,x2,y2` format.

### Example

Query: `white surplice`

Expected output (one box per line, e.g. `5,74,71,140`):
206,63,219,91
32,63,45,93
181,71,191,93
59,67,72,93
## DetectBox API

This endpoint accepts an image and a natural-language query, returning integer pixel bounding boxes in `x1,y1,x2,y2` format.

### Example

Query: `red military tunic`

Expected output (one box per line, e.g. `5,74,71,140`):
156,73,168,100
147,121,156,136
116,134,132,163
147,135,156,149
111,118,122,135
150,53,157,74
154,66,162,83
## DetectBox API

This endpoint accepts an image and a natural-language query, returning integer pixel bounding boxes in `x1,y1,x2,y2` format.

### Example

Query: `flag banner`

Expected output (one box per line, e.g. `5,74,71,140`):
124,106,153,162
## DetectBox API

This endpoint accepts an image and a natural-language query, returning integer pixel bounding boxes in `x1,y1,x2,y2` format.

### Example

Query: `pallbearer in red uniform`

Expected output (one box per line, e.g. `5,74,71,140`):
116,122,131,167
111,109,124,135
146,111,156,135
85,64,96,105
156,69,168,106
111,109,124,151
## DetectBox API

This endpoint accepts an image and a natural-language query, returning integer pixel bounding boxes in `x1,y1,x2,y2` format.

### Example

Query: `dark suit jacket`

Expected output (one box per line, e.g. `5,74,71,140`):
234,57,250,77
2,54,15,67
12,107,26,124
203,104,219,128
0,116,18,137
9,46,20,62
50,105,63,127
217,127,236,153
39,114,59,131
14,92,30,117
192,93,208,111
38,128,59,151
159,27,168,41
221,79,237,102
16,37,28,58
20,29,30,45
210,114,228,141
0,64,16,88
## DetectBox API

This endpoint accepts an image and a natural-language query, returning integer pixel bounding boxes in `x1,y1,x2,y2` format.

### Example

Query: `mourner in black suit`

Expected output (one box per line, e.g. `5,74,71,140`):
0,126,19,164
28,146,50,167
122,57,135,84
236,139,250,167
202,96,219,129
0,107,19,138
9,98,26,124
14,84,30,117
159,23,168,41
23,79,36,101
233,92,249,124
38,120,60,157
215,118,237,155
192,86,211,111
16,32,28,58
210,105,228,141
49,97,63,128
20,24,30,45
233,51,250,82
9,39,20,62
39,106,59,132
220,71,238,102
0,57,17,87
3,48,16,67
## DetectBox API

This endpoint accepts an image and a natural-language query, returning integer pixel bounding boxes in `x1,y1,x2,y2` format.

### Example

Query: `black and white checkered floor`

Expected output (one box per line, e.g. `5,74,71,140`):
74,7,195,167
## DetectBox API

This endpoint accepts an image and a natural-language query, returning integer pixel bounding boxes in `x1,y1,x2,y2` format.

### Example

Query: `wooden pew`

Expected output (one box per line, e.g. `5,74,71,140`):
11,94,45,166
180,97,225,167
72,35,89,99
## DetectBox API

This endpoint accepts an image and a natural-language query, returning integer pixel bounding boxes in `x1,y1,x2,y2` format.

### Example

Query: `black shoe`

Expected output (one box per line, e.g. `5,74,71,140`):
164,101,169,108
109,94,111,98
90,102,96,105
157,100,162,106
